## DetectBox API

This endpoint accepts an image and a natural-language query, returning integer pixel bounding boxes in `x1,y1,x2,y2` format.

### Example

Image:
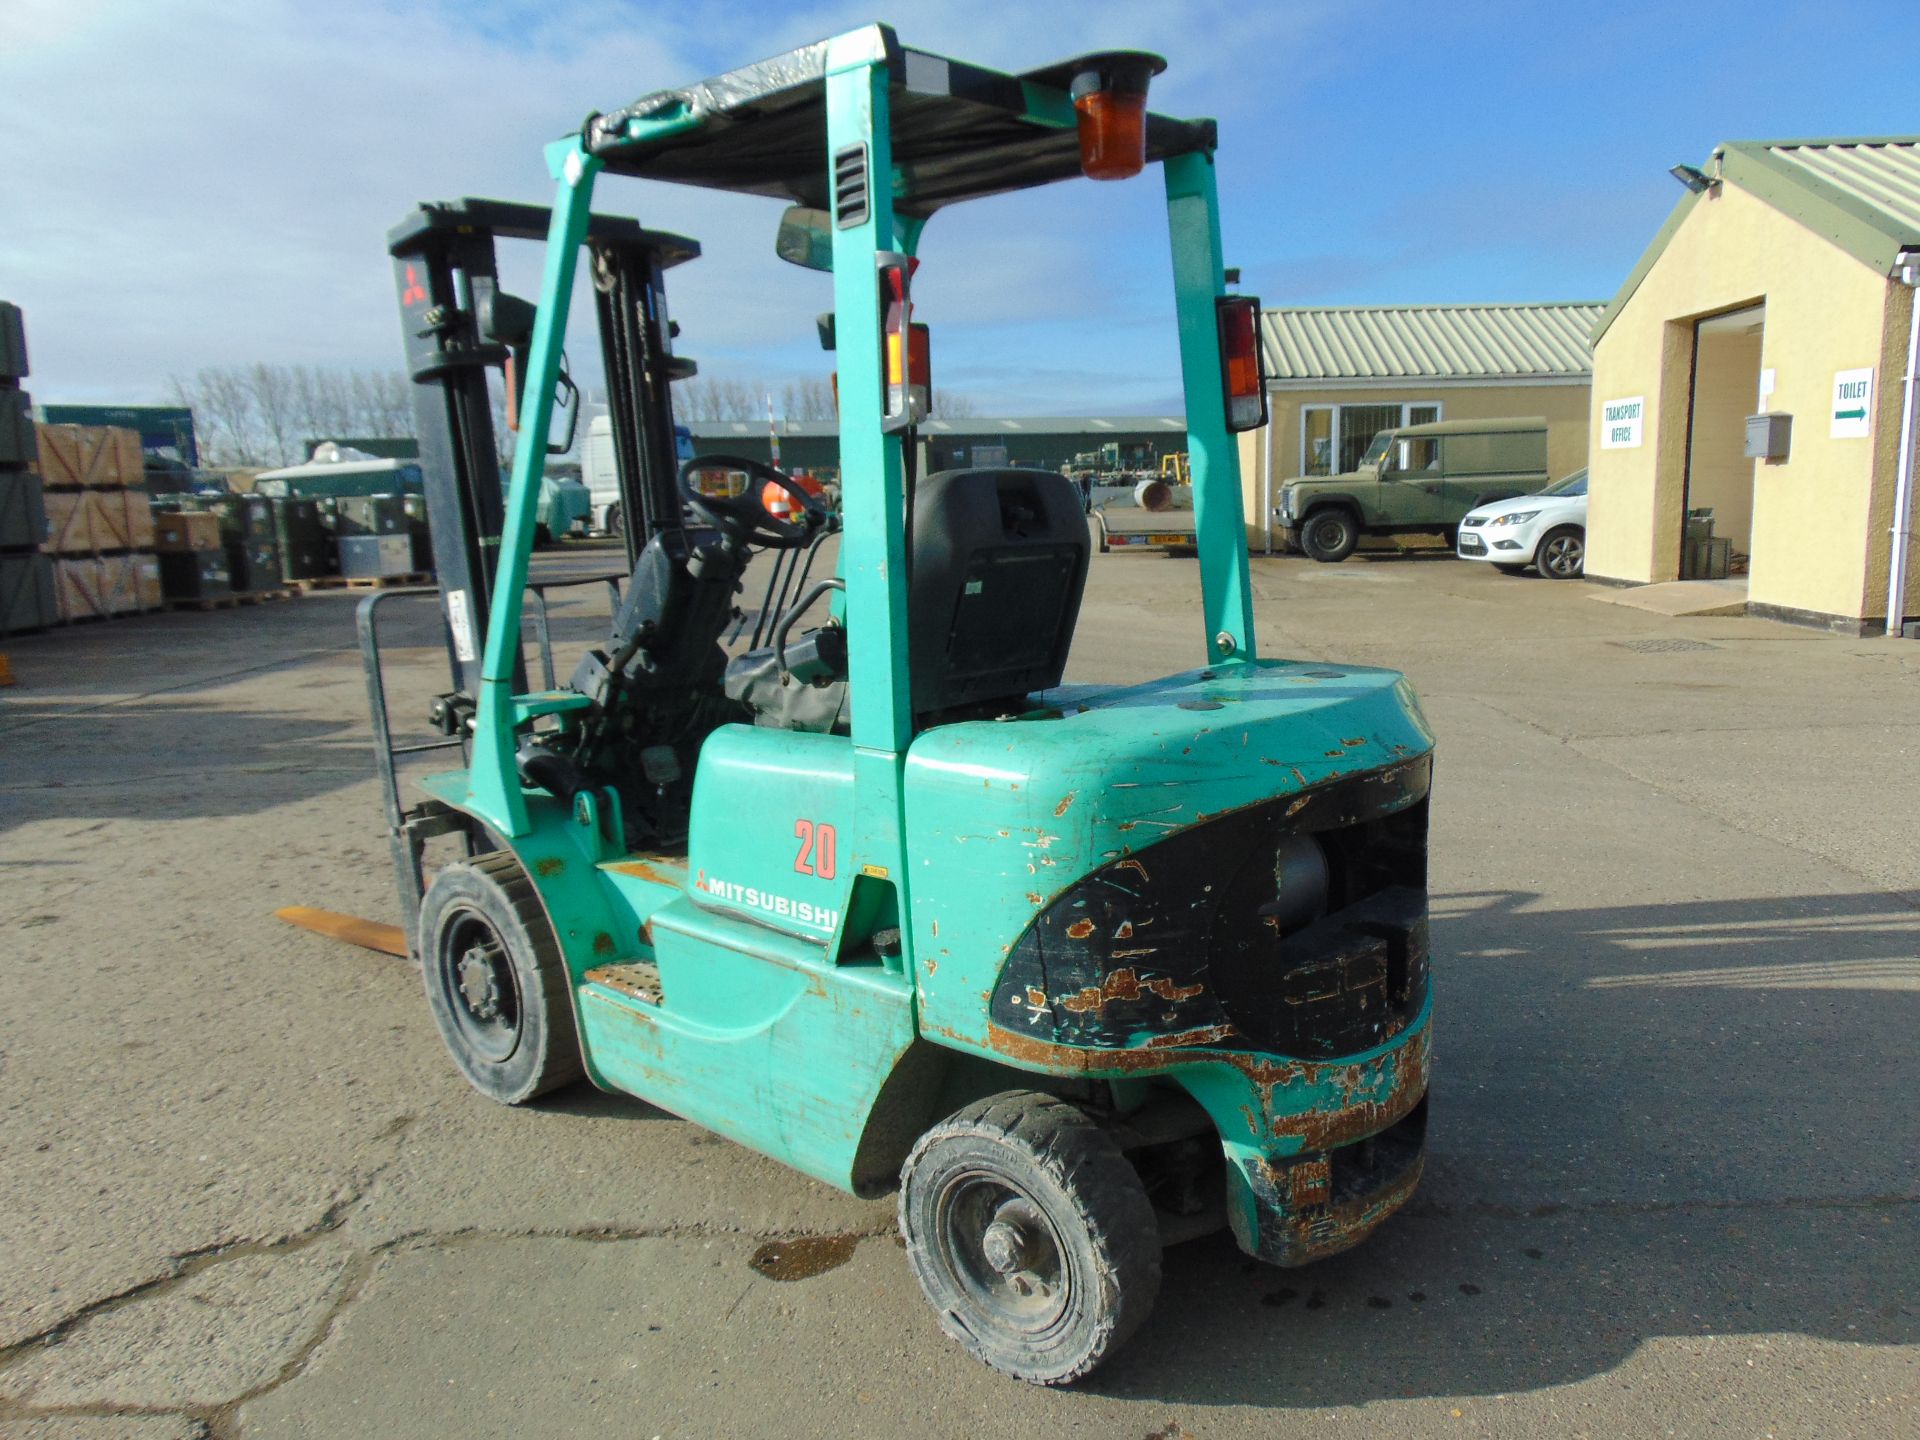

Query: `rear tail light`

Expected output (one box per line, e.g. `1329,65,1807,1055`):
879,257,925,432
1216,294,1267,433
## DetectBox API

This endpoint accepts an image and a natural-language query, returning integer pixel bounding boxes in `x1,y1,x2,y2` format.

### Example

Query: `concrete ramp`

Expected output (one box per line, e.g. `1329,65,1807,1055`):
1587,578,1748,618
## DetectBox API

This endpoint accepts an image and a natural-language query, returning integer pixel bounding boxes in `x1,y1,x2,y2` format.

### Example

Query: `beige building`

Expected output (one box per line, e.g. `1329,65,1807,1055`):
1587,137,1920,634
1237,304,1599,549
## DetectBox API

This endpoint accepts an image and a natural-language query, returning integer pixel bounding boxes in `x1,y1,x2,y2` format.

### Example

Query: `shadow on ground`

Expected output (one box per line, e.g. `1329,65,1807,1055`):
1084,885,1919,1408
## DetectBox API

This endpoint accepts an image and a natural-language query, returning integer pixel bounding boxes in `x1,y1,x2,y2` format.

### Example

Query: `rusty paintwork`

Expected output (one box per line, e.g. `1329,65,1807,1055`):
1285,1155,1332,1211
988,764,1430,1057
1256,1152,1425,1267
603,855,688,888
1265,1023,1430,1152
1056,967,1207,1014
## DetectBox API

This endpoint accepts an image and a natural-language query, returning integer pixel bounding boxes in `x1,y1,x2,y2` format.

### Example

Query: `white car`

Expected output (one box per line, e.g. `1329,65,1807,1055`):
1456,468,1587,578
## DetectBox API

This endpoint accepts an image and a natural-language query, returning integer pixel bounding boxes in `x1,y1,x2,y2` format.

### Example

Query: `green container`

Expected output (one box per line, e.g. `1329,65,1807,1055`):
335,494,409,537
226,536,283,593
158,549,231,601
0,469,46,551
0,551,54,634
269,497,332,580
206,494,276,542
0,391,34,466
0,302,26,384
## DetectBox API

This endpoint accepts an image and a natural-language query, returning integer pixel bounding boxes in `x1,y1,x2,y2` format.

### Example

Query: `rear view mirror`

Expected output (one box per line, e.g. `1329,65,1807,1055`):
776,207,835,272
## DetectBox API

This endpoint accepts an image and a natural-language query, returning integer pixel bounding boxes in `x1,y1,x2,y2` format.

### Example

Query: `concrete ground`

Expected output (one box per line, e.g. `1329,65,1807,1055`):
1,542,1916,1439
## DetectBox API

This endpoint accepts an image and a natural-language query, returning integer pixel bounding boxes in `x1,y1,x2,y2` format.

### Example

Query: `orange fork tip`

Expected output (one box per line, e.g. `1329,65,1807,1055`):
274,905,409,958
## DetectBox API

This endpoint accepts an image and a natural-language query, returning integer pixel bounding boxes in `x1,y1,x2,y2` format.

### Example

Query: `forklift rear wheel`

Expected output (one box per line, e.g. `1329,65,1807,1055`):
1300,508,1358,563
534,522,554,548
418,852,582,1105
899,1091,1162,1385
607,504,623,538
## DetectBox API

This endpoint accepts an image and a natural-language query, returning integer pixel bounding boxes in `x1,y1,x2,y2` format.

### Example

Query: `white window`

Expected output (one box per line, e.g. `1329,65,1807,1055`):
1299,401,1443,476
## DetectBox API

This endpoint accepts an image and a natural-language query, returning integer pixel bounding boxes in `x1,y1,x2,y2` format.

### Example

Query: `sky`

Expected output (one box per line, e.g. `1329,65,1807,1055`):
5,0,1918,421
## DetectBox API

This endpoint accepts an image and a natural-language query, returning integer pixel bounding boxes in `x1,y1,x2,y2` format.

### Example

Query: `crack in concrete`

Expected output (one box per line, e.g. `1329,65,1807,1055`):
6,1178,1908,1434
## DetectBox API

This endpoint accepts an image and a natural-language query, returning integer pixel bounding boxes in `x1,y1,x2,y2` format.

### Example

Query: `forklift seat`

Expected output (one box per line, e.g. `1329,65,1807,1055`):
728,467,1090,732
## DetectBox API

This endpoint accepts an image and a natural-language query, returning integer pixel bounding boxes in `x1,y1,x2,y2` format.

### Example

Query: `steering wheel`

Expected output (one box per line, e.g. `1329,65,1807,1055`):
679,453,828,550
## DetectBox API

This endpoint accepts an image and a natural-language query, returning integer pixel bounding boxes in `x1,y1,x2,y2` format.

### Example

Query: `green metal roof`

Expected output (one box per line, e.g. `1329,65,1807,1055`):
1594,137,1920,345
690,416,1186,438
1260,304,1603,383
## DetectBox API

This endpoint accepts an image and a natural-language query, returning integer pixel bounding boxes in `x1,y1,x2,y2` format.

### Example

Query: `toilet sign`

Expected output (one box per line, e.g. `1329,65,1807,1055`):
1831,368,1873,438
1600,396,1644,449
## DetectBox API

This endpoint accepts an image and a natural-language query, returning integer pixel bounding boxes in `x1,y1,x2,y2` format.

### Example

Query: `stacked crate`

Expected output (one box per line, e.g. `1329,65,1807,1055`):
151,509,231,603
334,494,417,579
205,494,284,594
0,302,56,636
270,496,334,581
35,422,160,622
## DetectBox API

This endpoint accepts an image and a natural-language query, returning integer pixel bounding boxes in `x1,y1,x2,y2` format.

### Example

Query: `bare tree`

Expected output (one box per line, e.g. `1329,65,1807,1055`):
168,364,417,467
248,363,299,466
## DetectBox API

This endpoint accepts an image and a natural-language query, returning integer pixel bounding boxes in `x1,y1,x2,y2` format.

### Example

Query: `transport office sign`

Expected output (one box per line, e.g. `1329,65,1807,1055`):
1831,367,1872,438
1600,396,1644,449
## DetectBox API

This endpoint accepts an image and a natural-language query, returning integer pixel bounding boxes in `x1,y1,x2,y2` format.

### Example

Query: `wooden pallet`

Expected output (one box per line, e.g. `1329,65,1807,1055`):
168,593,243,612
289,572,431,593
232,587,294,605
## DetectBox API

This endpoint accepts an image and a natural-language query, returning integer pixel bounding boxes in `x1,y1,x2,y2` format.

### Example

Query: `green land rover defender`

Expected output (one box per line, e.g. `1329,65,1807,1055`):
1275,416,1549,562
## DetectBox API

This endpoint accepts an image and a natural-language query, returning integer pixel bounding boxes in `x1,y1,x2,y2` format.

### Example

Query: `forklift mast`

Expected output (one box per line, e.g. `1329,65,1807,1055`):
386,197,701,697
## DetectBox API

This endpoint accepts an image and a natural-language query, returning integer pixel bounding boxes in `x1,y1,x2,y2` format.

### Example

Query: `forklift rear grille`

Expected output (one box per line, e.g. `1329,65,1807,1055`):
834,145,870,228
991,758,1431,1061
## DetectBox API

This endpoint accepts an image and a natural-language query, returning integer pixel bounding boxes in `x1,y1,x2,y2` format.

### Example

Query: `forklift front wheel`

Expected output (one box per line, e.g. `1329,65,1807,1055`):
899,1092,1162,1386
418,852,583,1105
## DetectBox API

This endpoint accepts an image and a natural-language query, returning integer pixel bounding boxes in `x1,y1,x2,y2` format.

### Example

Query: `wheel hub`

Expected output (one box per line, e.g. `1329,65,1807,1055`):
981,1213,1038,1276
456,945,504,1021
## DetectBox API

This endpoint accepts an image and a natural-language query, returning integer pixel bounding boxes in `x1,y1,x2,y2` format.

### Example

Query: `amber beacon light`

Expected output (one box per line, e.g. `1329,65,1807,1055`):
1067,51,1167,181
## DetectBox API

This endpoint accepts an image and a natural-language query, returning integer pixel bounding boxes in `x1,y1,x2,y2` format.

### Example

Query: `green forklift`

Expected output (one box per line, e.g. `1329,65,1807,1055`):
364,25,1435,1384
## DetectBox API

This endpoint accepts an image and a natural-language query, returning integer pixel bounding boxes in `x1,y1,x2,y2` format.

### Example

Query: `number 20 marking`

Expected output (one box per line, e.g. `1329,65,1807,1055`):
794,819,836,879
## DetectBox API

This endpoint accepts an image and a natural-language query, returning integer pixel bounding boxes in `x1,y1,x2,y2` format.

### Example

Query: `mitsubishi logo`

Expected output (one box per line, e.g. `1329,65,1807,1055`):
400,264,427,307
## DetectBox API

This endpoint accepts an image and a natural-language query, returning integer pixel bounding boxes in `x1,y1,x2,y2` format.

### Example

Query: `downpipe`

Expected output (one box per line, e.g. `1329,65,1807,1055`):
1887,249,1920,637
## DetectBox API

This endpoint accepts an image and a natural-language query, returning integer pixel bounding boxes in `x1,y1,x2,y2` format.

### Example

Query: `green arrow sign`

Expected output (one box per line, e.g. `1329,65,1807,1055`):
1835,407,1867,421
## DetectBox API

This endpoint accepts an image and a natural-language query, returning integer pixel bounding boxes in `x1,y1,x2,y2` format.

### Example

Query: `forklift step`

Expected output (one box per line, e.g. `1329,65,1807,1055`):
584,960,663,1006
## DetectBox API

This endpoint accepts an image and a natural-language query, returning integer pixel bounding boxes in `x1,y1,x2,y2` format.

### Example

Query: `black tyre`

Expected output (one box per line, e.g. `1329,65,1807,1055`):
1492,562,1527,575
607,504,624,538
1536,525,1585,579
899,1091,1161,1385
418,852,582,1104
1299,507,1358,563
533,522,554,548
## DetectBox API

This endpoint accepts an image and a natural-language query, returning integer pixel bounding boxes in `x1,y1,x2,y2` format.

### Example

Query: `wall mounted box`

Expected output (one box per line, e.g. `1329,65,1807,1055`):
1744,412,1791,461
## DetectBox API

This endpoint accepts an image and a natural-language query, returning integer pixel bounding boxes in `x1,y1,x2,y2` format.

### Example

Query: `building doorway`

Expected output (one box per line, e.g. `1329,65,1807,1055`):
1680,304,1765,578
